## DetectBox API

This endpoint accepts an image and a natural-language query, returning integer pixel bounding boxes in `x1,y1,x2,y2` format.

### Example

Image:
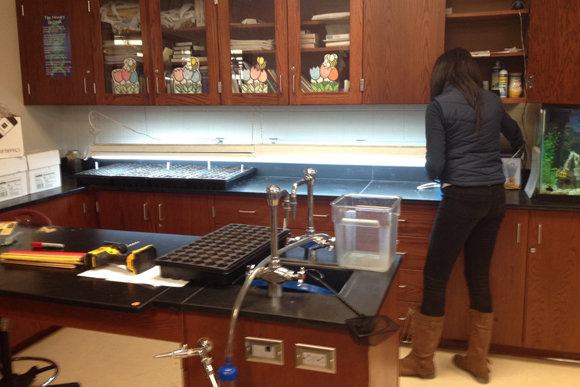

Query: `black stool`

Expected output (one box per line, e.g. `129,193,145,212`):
0,319,80,387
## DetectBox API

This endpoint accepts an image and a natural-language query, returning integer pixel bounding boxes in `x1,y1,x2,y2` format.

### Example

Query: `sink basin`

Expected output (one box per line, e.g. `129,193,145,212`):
282,261,353,294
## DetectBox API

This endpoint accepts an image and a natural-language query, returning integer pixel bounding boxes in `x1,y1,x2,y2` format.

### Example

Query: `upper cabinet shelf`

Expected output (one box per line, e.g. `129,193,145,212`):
446,9,529,22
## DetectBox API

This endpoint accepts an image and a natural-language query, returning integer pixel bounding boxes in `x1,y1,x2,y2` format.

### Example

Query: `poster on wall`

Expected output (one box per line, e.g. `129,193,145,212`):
42,15,73,78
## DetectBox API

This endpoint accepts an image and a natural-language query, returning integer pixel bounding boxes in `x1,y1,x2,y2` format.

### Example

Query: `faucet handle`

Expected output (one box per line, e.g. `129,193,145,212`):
296,267,306,287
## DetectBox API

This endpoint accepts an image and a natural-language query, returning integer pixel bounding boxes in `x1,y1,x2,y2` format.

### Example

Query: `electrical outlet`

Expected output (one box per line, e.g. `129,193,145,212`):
295,344,336,374
245,337,284,365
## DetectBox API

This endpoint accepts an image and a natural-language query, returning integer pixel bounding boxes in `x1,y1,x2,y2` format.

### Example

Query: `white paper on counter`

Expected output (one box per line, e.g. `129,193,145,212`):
77,265,189,287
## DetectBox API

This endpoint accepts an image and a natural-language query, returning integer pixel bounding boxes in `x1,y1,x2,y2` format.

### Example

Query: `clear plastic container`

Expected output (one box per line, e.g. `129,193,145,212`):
330,194,402,272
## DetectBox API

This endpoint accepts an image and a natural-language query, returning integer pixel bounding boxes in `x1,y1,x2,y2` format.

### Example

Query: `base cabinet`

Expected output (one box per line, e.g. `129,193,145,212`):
524,210,580,353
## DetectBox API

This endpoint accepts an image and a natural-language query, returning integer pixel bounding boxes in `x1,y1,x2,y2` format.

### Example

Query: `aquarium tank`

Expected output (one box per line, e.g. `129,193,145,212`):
536,106,580,200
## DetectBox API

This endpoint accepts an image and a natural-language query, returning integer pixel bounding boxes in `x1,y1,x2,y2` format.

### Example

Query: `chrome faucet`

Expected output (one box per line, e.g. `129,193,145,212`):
254,185,305,298
155,338,218,387
289,168,335,261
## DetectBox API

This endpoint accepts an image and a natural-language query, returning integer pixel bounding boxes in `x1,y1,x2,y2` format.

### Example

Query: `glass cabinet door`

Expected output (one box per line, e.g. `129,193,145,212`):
149,0,221,105
94,0,153,104
217,0,289,105
287,0,362,104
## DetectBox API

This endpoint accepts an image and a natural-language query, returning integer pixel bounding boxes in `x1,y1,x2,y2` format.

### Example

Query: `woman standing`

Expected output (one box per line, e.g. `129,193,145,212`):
399,48,523,383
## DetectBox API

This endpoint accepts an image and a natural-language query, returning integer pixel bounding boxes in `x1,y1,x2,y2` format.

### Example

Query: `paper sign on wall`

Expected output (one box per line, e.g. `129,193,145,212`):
42,15,73,78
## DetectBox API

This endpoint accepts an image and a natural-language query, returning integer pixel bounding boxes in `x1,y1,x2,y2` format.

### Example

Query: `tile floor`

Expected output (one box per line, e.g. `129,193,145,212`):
10,328,580,387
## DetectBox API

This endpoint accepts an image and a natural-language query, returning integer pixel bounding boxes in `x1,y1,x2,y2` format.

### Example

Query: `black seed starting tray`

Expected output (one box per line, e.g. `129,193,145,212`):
156,224,290,285
187,166,257,190
74,163,141,186
74,163,256,190
148,165,209,189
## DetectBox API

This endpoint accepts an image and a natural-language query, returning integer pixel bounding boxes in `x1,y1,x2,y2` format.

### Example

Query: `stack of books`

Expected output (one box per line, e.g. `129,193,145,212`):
230,39,275,51
324,33,350,48
300,31,320,49
169,42,207,64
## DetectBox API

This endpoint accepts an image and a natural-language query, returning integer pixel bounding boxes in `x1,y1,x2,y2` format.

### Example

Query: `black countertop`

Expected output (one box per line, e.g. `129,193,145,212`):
3,168,580,213
0,224,196,314
0,224,401,331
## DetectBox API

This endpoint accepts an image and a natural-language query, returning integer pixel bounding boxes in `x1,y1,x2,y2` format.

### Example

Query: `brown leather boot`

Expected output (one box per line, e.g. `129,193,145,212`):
453,309,494,384
399,308,445,378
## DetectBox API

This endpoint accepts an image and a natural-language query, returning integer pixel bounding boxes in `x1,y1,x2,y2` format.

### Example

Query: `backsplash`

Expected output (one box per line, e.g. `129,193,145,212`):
61,103,537,156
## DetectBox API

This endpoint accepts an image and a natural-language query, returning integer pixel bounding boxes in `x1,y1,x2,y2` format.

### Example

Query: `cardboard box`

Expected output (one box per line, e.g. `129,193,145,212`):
502,156,522,189
0,157,29,202
0,116,24,159
25,150,61,194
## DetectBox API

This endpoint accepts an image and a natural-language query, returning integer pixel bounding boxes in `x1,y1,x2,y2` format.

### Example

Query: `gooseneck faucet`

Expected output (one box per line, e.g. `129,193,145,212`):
290,168,317,235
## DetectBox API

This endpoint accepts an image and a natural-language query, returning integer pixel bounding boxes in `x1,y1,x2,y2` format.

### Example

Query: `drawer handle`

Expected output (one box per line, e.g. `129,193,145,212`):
399,285,407,289
239,210,257,214
313,214,329,218
396,252,407,255
399,317,407,321
398,219,407,222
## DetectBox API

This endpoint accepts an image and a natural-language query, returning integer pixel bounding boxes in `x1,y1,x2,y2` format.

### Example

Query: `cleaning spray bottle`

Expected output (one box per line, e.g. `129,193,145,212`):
491,61,501,96
218,359,238,386
499,64,508,99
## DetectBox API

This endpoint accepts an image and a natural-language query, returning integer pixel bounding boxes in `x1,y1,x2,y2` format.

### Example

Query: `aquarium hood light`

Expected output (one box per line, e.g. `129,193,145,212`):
89,144,426,167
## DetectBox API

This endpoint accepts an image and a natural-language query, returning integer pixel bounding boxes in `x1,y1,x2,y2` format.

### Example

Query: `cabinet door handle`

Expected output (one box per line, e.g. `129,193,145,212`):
399,285,407,289
313,214,329,218
158,203,164,221
395,252,407,256
398,218,407,222
238,210,256,214
293,75,296,94
517,223,521,243
84,78,88,94
156,78,160,94
143,203,149,221
398,317,407,321
538,224,542,244
146,77,150,94
83,203,87,214
279,74,283,93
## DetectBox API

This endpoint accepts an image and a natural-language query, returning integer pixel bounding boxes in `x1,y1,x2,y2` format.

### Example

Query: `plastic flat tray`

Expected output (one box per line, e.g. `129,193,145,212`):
110,164,167,187
156,224,289,285
74,163,140,186
186,167,257,190
148,165,209,189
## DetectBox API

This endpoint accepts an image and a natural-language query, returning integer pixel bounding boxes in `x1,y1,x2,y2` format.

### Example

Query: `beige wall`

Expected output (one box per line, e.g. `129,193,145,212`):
0,0,65,155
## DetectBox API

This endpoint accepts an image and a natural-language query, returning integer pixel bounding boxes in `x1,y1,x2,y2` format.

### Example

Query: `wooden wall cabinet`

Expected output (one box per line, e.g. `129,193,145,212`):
527,0,580,104
16,0,96,105
362,0,446,104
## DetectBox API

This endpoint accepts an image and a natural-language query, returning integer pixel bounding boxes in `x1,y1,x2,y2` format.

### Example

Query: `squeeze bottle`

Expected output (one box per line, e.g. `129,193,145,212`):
491,61,501,96
499,64,508,99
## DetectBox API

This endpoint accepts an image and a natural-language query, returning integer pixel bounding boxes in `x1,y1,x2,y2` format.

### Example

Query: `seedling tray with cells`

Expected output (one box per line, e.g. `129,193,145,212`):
74,163,141,186
187,166,257,190
110,164,167,187
156,223,289,285
148,165,208,188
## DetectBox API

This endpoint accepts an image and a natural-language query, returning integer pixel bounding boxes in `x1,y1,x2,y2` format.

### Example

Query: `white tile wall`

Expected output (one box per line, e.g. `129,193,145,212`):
61,103,537,154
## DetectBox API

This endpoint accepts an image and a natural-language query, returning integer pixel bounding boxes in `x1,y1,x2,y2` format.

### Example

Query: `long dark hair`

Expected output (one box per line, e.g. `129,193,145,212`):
431,48,483,132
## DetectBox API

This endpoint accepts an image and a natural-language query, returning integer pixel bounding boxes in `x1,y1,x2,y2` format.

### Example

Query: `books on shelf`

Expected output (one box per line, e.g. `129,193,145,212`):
301,76,313,92
325,33,350,40
300,33,320,48
230,39,275,51
300,43,319,49
175,41,193,46
311,12,350,21
195,0,206,27
325,41,350,47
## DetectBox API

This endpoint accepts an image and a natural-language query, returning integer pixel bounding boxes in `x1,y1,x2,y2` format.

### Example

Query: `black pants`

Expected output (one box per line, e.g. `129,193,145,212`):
420,184,506,317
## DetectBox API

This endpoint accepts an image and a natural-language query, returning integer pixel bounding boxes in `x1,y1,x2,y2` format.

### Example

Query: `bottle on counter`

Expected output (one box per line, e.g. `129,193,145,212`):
499,64,508,99
491,61,501,96
509,73,523,98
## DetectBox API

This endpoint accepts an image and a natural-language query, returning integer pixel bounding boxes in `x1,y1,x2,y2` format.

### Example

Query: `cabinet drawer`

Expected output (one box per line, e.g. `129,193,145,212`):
214,196,284,227
398,301,421,323
398,269,423,303
398,204,437,238
290,198,334,232
397,236,429,270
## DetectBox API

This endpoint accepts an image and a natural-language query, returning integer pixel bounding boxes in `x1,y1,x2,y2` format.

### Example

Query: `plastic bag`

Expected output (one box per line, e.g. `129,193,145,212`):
100,2,141,34
160,3,196,30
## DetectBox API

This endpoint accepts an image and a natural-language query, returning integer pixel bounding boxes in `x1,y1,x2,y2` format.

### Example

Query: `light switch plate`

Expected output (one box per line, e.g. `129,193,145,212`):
245,337,284,365
295,343,336,374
